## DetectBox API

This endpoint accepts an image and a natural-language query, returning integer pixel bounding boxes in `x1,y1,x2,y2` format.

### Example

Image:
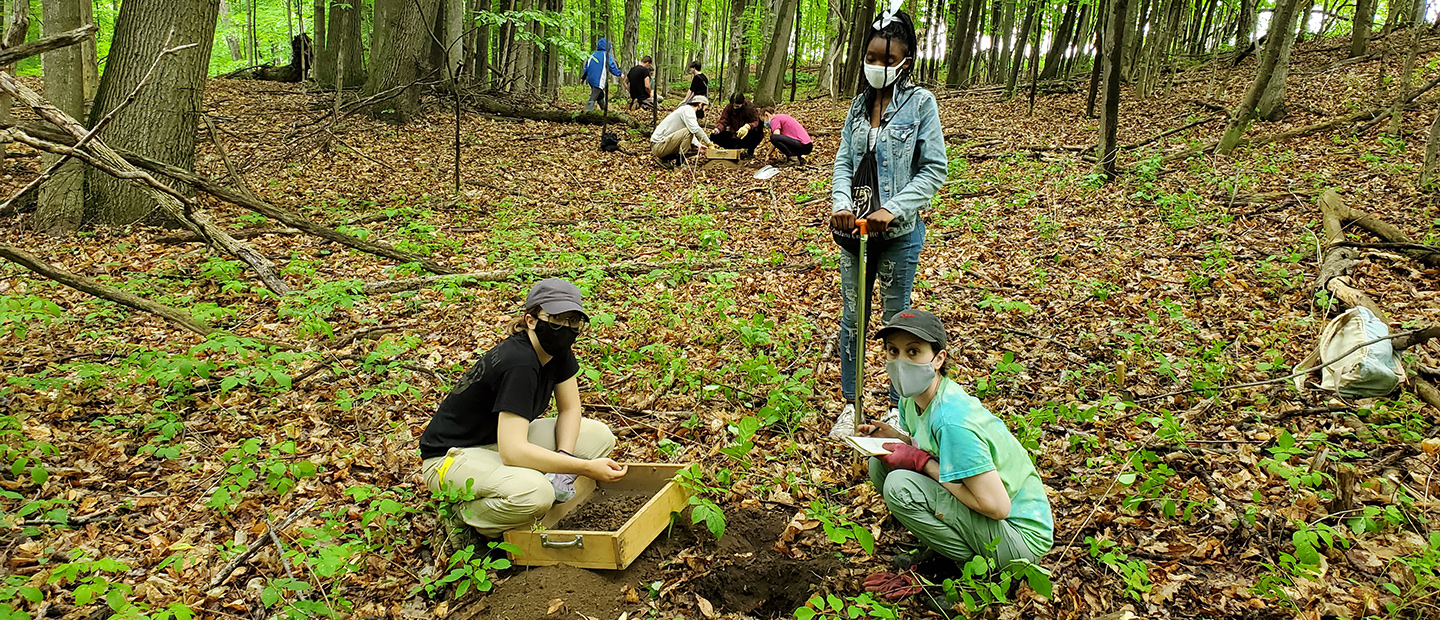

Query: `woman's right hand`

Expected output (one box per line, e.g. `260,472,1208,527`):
585,458,629,482
857,422,903,439
831,210,857,233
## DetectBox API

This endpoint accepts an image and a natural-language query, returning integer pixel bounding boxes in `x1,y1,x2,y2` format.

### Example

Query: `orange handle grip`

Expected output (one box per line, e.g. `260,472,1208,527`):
857,219,869,235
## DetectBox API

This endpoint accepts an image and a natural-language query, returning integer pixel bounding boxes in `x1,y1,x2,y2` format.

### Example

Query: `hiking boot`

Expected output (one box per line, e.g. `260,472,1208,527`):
828,403,857,438
880,406,901,430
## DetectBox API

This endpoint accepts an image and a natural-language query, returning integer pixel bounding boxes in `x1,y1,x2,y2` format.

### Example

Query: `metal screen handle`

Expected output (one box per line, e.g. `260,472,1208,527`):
540,533,584,549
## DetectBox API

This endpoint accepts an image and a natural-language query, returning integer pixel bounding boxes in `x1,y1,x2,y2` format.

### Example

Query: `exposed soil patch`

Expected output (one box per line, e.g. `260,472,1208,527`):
472,565,629,620
691,551,841,618
689,504,843,619
553,489,652,531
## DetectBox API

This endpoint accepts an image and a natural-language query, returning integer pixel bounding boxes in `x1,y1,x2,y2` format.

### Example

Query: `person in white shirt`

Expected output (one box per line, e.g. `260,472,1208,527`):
649,95,713,166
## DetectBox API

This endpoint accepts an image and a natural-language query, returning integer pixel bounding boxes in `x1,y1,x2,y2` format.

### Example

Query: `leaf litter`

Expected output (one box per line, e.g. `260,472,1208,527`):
1,34,1439,620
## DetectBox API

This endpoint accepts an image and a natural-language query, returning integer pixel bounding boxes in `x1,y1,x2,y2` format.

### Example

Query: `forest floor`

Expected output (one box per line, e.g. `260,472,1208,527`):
3,31,1440,620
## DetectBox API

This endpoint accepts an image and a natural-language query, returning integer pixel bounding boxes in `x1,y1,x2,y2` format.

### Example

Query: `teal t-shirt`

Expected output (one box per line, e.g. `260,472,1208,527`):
900,377,1054,555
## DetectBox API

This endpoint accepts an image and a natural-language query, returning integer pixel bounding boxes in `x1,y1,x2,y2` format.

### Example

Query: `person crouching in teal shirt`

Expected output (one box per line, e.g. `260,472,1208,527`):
857,309,1053,596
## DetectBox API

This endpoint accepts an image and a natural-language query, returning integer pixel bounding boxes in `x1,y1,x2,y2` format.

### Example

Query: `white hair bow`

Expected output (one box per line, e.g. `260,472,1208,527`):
873,0,905,29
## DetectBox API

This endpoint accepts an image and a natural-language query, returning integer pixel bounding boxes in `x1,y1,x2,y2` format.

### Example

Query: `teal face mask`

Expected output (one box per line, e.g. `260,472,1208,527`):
885,358,937,398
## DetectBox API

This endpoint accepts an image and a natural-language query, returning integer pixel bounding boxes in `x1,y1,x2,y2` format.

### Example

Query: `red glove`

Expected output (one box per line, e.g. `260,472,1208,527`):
863,571,921,600
879,442,932,472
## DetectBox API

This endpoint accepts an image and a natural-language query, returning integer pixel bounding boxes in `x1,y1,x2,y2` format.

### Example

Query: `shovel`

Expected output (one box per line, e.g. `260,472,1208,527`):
853,218,869,431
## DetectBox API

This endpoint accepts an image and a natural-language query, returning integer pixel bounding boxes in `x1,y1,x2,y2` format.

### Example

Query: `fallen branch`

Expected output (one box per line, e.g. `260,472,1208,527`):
1323,193,1440,269
0,23,96,67
19,123,456,275
362,259,819,295
1125,115,1222,151
154,228,301,244
1318,191,1390,321
466,95,648,129
1137,329,1437,402
0,242,217,337
0,74,291,295
207,499,316,590
0,35,194,219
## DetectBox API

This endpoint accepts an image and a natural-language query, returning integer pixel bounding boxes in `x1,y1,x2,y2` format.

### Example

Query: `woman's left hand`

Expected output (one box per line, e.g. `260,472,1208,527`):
865,209,895,234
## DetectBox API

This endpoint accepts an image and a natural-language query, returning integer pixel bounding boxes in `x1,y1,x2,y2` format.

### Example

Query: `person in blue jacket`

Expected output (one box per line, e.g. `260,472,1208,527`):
582,38,623,112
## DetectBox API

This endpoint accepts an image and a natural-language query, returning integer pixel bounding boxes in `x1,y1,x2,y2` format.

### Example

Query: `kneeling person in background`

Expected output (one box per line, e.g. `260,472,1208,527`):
761,107,813,165
650,96,714,166
857,309,1053,599
418,279,627,537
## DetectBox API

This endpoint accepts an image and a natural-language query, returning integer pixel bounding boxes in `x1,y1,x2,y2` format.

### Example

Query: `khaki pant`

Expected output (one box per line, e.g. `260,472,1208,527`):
869,459,1044,568
651,128,695,160
421,417,617,536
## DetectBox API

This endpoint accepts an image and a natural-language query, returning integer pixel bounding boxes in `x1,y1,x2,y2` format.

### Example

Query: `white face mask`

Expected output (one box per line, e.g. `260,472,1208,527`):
885,356,938,398
864,62,904,89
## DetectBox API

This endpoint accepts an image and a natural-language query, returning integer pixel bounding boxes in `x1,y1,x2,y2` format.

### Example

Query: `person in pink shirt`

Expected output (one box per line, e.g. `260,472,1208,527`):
760,107,814,165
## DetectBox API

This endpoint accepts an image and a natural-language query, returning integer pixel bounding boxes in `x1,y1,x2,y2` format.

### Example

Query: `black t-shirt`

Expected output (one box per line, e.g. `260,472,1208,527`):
628,65,652,99
419,331,579,460
690,73,709,97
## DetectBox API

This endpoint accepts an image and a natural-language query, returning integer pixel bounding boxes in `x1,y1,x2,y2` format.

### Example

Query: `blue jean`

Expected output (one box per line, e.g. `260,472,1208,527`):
838,219,925,402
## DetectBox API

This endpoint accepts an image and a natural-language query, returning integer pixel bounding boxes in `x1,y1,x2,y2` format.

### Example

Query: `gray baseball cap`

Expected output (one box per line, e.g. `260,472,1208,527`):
525,278,587,319
875,309,947,347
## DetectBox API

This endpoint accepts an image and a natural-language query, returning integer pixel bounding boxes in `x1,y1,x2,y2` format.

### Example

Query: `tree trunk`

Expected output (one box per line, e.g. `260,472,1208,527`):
995,0,1015,82
1124,0,1148,78
1040,0,1079,80
816,0,845,95
1006,0,1036,95
83,0,219,227
1256,0,1301,121
956,0,985,85
365,0,440,122
0,0,30,163
78,0,98,109
436,0,464,87
1235,0,1253,46
1098,0,1128,178
754,0,797,105
1349,0,1374,57
943,0,965,86
311,0,326,71
1217,0,1302,154
219,0,245,61
1386,0,1425,136
1025,0,1042,111
622,0,640,66
36,0,86,234
842,0,873,93
1420,107,1440,190
1085,0,1106,116
725,0,751,96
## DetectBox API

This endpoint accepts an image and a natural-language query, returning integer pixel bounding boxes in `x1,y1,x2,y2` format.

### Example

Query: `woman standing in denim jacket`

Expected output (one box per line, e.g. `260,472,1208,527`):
827,5,948,438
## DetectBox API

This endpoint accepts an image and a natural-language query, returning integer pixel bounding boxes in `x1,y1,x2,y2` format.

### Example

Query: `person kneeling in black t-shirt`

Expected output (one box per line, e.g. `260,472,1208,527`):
418,279,626,536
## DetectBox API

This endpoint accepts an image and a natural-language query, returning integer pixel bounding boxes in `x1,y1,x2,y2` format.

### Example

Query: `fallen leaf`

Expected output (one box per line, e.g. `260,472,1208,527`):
696,593,717,619
546,598,566,615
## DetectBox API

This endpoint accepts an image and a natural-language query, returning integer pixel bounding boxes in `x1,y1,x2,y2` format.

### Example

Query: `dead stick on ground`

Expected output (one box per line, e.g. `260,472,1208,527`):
1137,329,1439,402
1323,190,1440,269
0,242,217,337
1318,190,1390,321
362,259,818,295
18,123,455,275
0,73,292,295
207,499,316,590
203,114,259,202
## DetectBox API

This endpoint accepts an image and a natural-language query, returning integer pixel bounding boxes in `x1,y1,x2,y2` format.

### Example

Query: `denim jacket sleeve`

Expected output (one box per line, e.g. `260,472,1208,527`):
879,91,947,225
831,100,860,214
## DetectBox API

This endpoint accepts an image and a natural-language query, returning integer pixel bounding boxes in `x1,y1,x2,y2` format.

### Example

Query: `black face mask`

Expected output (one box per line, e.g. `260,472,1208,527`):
695,107,705,119
532,320,578,356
